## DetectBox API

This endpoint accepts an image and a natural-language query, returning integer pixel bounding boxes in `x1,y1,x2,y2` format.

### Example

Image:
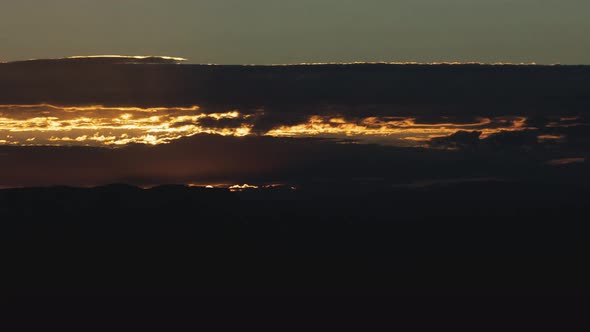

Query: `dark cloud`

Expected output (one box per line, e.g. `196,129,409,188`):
525,116,553,128
2,62,589,110
429,131,482,149
250,111,311,134
0,62,589,188
1,132,587,188
195,117,254,130
430,128,563,150
481,130,540,148
412,115,484,125
1,62,588,143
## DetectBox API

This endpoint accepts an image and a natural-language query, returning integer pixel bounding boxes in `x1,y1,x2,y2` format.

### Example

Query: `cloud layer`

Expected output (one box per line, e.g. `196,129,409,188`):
0,61,588,187
0,104,551,147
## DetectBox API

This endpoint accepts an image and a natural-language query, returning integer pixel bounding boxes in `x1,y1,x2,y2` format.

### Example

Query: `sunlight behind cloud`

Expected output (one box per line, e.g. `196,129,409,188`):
266,115,530,146
0,104,581,148
0,104,251,146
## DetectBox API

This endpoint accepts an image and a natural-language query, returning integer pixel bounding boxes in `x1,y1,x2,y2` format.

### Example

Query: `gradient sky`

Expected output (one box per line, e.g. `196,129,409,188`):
1,0,589,64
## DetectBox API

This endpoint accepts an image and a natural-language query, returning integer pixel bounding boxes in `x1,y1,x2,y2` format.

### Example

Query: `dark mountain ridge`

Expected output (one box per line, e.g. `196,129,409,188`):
2,181,589,295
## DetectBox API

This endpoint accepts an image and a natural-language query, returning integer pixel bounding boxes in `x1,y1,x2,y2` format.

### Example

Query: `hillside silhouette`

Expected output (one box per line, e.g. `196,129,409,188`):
2,181,589,295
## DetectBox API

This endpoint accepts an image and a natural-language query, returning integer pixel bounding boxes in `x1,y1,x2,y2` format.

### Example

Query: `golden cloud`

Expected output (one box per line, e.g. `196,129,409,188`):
0,104,553,147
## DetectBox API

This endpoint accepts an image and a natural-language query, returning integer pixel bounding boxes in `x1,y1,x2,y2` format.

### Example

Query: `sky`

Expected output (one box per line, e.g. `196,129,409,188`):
1,0,589,64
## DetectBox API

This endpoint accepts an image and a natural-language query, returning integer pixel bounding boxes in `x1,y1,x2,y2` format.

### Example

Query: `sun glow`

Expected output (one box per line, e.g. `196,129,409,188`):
188,183,294,192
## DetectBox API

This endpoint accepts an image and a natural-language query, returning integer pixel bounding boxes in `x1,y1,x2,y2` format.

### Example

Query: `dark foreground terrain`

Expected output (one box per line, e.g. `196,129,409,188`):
1,181,589,296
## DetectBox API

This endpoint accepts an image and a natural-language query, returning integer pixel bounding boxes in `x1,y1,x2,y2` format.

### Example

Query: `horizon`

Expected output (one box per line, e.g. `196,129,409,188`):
0,54,579,66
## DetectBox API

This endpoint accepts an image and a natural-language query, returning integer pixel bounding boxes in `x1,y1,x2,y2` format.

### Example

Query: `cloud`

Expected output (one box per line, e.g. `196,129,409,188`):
2,61,590,108
0,62,589,188
479,130,540,148
2,132,587,189
0,101,586,148
0,102,553,147
10,55,187,65
0,104,253,145
429,131,482,149
546,158,585,166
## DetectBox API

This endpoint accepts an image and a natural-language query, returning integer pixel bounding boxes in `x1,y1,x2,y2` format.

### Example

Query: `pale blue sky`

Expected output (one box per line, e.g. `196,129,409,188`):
1,0,588,64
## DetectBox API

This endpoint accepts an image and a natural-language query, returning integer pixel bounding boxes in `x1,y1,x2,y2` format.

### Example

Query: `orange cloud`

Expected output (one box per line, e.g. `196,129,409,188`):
0,104,251,146
0,104,571,148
